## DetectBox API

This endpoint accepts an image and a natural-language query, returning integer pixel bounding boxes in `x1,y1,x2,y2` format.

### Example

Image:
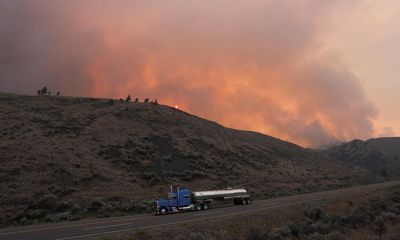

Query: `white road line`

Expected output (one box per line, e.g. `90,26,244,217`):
259,202,292,207
193,210,223,216
0,216,154,236
257,192,347,207
82,222,135,231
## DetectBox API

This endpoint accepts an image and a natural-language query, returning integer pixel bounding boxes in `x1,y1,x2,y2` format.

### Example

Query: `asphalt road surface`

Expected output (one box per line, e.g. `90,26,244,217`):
1,181,399,240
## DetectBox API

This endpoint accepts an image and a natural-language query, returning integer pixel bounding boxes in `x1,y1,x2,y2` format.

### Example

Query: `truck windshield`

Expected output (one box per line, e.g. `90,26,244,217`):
168,193,177,199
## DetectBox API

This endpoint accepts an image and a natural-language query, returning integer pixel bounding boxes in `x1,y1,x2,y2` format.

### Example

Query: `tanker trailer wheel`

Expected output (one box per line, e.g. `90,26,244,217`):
202,202,209,210
246,198,252,204
242,198,247,205
196,204,202,211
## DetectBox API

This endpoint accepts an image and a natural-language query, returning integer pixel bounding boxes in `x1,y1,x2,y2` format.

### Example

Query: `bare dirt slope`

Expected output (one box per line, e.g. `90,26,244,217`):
325,138,400,178
0,92,378,226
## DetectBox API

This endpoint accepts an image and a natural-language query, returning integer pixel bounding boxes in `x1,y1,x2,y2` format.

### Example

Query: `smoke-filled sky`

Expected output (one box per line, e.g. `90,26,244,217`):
1,0,399,148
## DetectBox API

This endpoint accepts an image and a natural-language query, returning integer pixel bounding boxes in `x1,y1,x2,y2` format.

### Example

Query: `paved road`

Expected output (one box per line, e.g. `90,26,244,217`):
1,181,399,240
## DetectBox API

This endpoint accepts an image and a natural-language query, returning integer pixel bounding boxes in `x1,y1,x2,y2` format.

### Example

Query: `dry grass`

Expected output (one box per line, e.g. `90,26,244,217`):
325,137,400,178
0,92,380,227
347,228,374,240
323,192,374,215
100,185,400,240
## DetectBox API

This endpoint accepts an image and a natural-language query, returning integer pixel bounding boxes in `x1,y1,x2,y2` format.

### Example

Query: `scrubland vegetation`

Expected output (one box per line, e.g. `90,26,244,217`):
102,186,400,240
0,92,386,228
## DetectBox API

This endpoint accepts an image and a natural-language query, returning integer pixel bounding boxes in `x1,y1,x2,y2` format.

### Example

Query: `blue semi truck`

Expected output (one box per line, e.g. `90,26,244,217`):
153,186,251,215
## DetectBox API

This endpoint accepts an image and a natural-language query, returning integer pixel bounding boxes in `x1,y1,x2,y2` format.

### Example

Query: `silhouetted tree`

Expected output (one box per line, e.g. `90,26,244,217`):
154,99,158,105
126,95,131,102
56,91,60,96
41,86,48,95
144,98,149,103
135,98,139,102
37,86,50,96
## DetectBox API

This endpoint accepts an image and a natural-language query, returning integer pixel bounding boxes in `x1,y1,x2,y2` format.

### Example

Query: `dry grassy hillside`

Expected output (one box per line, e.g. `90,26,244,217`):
0,92,378,226
325,138,400,178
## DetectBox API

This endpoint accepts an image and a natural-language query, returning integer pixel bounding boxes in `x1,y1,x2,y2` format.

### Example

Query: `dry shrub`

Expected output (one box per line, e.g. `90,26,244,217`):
347,227,374,240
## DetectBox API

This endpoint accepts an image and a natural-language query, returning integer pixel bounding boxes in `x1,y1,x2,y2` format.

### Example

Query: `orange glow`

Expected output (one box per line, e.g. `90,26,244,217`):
2,1,396,148
79,4,379,148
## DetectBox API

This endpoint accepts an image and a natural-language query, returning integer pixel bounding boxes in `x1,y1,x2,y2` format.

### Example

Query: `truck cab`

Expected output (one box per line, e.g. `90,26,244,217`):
153,187,193,215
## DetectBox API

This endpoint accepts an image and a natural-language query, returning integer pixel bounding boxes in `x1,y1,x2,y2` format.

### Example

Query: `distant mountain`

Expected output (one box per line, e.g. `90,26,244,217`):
325,137,400,178
0,92,377,226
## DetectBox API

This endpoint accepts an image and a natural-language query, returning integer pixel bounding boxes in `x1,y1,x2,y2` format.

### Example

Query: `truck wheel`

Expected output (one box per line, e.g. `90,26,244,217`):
202,203,208,210
196,204,202,211
246,198,252,204
242,199,247,205
160,208,167,215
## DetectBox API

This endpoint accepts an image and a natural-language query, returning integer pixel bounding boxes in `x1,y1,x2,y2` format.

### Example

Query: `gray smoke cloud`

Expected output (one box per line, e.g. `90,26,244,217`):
0,0,378,147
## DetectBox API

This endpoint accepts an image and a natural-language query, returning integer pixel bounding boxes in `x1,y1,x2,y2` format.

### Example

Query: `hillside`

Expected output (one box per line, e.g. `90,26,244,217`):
325,137,400,178
0,93,378,226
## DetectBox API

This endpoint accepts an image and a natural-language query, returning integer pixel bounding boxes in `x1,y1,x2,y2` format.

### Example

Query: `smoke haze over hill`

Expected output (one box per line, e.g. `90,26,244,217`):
0,1,385,147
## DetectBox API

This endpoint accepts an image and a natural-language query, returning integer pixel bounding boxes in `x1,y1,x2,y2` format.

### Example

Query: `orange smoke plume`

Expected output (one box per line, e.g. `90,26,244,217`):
0,1,378,147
